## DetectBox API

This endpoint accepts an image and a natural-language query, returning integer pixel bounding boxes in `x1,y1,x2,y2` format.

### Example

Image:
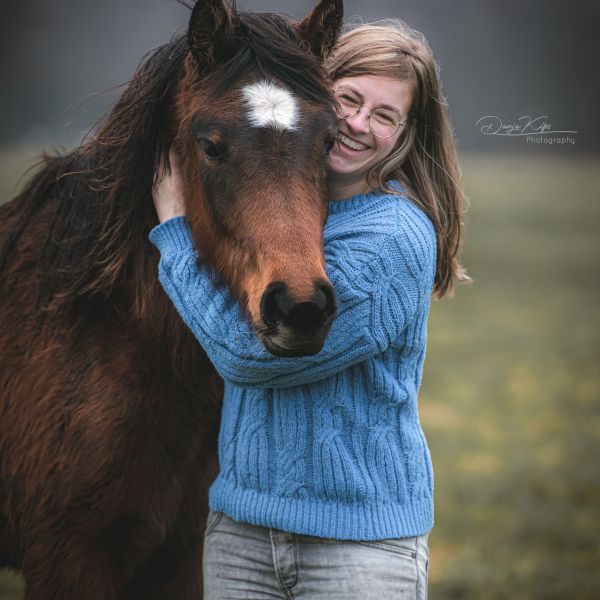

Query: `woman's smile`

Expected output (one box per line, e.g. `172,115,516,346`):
336,132,372,152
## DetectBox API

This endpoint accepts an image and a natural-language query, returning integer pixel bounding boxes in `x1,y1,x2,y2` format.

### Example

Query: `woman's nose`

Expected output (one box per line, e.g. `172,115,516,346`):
346,106,371,135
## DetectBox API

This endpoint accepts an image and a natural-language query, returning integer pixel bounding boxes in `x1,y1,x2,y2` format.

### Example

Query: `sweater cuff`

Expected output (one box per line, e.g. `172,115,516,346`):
148,216,196,254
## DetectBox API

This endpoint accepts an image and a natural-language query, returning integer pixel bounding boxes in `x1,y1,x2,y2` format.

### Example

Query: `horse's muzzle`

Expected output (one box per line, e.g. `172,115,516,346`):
259,280,337,357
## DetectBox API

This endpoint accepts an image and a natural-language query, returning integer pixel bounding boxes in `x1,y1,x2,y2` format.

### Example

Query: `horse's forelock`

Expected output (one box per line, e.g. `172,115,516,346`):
200,12,334,107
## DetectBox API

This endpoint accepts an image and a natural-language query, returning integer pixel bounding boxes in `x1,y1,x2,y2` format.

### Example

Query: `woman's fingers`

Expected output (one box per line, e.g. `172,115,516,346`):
152,148,187,223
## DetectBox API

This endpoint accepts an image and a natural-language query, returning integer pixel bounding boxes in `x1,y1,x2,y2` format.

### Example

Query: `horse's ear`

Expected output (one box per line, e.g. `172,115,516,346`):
298,0,344,61
188,0,233,73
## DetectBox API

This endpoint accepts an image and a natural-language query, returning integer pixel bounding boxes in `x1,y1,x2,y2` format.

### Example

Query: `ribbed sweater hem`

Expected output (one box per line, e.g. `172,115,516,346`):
209,477,434,541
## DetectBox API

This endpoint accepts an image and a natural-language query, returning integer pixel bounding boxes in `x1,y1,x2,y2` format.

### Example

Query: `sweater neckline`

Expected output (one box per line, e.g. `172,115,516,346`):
327,180,405,215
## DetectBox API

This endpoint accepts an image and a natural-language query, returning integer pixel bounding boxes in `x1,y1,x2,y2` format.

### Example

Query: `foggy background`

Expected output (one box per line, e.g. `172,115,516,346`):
1,0,599,155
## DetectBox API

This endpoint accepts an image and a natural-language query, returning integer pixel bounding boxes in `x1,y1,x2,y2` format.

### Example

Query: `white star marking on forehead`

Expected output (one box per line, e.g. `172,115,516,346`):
241,80,299,131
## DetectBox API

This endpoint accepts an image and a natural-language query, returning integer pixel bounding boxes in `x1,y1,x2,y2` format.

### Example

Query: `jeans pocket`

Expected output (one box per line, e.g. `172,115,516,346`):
356,537,417,559
204,510,224,537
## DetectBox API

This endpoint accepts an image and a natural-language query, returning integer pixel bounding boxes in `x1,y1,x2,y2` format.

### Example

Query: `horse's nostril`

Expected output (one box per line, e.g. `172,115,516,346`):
314,280,336,321
260,282,288,326
312,284,328,311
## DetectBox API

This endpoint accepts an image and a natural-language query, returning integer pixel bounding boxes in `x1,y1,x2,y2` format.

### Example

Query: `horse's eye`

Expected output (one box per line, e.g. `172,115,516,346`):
324,137,336,155
201,140,224,162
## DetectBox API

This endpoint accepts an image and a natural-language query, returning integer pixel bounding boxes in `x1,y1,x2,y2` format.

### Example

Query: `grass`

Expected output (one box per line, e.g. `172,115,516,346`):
1,151,599,598
422,154,600,599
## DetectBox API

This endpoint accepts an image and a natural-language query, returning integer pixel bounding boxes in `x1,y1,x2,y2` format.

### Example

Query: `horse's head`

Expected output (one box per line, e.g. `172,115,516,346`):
170,0,343,357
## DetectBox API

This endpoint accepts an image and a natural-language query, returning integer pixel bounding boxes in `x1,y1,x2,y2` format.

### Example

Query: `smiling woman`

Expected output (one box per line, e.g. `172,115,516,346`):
328,75,414,198
150,15,471,600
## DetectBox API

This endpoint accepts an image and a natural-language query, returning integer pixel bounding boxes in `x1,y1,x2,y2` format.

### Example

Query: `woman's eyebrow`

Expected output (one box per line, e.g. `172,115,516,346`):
343,85,402,115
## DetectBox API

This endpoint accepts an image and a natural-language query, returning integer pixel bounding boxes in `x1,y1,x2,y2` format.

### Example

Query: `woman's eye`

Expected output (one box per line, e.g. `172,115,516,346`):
339,93,359,106
374,111,397,126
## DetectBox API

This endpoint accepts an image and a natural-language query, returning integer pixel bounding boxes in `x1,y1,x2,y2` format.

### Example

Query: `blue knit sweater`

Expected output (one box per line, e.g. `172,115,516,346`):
148,183,437,541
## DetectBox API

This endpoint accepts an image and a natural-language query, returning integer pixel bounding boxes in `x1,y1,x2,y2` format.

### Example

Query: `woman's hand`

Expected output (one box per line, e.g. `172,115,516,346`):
152,149,187,224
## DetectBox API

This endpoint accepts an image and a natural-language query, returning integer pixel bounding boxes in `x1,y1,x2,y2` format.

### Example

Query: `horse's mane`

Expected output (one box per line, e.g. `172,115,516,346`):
0,10,333,322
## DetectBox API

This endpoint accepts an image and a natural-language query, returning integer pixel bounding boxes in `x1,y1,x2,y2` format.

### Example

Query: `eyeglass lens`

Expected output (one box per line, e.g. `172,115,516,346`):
334,90,402,138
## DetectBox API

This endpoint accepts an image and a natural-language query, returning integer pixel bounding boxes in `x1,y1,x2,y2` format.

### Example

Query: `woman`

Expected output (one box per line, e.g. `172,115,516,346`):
149,19,469,600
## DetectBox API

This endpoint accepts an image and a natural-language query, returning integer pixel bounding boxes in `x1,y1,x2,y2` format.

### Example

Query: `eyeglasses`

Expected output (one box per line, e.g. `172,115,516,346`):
333,89,406,138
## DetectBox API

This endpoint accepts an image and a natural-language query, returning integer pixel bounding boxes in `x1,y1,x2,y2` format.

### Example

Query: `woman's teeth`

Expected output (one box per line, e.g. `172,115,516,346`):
337,133,369,151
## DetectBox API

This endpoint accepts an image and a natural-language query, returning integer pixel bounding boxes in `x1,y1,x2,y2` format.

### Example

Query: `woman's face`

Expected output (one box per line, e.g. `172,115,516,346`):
328,75,413,192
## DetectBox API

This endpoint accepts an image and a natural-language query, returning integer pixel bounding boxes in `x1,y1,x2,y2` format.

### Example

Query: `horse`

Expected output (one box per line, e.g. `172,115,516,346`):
0,0,343,597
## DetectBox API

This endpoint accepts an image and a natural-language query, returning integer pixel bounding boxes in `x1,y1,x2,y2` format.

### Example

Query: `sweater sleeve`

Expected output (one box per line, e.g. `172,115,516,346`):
148,213,435,388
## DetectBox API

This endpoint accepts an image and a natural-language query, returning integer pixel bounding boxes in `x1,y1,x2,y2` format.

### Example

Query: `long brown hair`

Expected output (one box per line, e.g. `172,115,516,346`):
326,19,472,298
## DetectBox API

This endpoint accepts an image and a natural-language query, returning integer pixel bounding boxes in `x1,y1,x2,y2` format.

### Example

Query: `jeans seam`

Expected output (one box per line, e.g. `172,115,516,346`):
269,528,296,600
291,537,299,588
416,534,423,600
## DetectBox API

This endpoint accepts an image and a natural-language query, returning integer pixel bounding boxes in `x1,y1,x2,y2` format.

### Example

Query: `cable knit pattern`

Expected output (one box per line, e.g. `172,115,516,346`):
148,182,437,540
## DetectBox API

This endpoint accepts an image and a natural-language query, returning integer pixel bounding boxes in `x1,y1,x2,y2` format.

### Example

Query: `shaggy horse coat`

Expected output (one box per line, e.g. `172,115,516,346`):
0,0,343,597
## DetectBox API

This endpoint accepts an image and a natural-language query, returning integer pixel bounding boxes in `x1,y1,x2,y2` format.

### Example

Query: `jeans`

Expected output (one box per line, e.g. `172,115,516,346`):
203,509,430,599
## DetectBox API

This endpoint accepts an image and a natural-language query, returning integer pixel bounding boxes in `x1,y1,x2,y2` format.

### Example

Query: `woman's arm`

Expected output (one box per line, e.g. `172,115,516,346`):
148,213,435,388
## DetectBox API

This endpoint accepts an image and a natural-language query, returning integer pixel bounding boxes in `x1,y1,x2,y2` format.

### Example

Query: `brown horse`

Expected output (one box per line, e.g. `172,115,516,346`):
0,0,343,597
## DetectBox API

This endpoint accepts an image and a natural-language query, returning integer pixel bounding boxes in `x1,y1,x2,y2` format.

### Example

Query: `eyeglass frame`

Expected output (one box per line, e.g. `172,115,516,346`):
333,88,408,139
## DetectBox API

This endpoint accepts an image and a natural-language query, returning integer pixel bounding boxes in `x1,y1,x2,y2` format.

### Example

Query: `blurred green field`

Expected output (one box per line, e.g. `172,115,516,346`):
1,151,599,599
422,154,600,599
